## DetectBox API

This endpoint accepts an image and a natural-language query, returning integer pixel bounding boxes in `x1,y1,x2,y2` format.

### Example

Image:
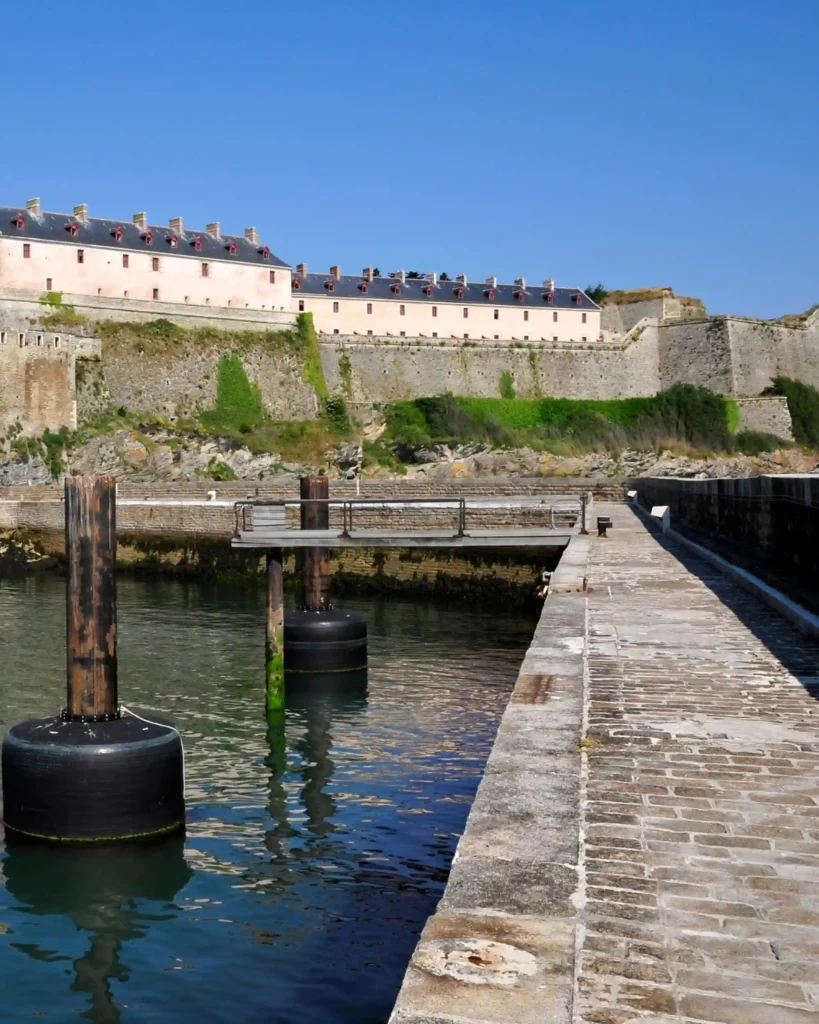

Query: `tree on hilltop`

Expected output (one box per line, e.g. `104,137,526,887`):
585,282,608,304
439,271,451,281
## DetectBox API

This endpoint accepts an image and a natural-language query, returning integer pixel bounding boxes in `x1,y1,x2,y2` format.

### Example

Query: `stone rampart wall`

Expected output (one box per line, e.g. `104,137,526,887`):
321,330,661,403
735,397,793,439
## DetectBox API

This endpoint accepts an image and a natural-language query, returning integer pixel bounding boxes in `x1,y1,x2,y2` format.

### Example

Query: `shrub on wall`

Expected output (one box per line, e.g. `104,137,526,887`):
764,376,819,447
499,370,516,400
201,355,265,433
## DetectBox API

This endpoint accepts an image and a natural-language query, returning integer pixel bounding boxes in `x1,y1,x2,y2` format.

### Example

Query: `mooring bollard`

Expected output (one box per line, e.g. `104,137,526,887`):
283,475,367,682
300,475,330,610
1,475,185,843
266,548,285,711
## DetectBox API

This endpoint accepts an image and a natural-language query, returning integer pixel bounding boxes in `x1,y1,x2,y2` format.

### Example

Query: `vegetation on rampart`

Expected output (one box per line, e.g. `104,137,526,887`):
764,376,819,447
382,385,786,457
38,291,88,330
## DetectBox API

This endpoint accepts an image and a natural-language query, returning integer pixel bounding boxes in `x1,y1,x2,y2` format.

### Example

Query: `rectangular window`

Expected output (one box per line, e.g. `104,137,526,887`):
46,277,52,290
23,243,31,258
367,329,373,336
152,288,159,300
269,270,276,284
36,334,42,347
582,312,587,324
366,303,373,315
553,311,558,322
493,309,499,320
524,310,529,322
400,330,406,337
333,328,339,334
463,308,469,319
0,332,5,344
553,335,558,341
524,335,529,341
333,300,339,313
54,336,61,348
582,336,587,342
18,333,25,347
77,249,84,264
152,257,159,271
432,306,437,317
123,254,129,268
432,332,438,338
494,334,499,340
399,304,405,316
463,333,469,339
299,299,305,312
202,262,210,278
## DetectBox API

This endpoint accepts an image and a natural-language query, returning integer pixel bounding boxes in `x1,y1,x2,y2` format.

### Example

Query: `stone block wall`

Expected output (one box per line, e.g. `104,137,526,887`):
735,397,793,439
634,475,819,609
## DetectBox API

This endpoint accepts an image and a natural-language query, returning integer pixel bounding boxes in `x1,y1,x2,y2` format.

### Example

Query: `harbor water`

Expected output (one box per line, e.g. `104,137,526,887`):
0,576,533,1023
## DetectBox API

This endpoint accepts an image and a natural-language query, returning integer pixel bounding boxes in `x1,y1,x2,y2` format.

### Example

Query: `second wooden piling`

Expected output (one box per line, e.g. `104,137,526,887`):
266,549,285,710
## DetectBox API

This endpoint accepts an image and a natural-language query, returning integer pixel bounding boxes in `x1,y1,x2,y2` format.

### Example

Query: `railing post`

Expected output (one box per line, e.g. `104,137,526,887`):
266,549,285,711
580,494,589,535
65,475,118,720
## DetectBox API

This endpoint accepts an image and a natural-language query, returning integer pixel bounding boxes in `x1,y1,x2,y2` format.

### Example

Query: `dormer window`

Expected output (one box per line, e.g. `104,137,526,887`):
454,286,465,299
514,290,526,301
67,222,80,237
544,292,554,304
12,214,24,229
192,237,203,252
111,226,124,241
258,246,270,259
141,231,153,245
292,278,301,290
225,241,237,255
166,234,179,248
572,293,582,304
325,279,335,291
391,282,402,294
484,288,495,300
422,284,434,296
359,281,369,292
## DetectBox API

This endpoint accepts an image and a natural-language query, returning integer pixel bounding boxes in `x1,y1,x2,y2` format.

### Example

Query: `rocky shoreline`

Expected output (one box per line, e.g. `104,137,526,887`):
0,427,816,488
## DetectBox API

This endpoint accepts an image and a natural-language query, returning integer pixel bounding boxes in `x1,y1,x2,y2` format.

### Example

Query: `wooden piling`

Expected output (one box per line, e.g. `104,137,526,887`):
266,548,285,710
300,476,330,610
65,476,118,719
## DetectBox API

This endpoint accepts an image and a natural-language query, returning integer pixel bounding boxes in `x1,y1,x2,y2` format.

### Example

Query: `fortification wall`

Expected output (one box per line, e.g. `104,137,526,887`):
658,318,734,393
0,288,295,333
320,328,661,403
735,397,793,439
78,341,317,424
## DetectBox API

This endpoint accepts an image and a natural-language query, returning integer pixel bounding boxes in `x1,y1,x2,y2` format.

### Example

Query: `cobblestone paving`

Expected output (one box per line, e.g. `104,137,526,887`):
577,505,819,1023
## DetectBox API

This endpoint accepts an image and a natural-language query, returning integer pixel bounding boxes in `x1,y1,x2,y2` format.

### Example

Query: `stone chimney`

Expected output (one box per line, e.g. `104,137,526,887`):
485,275,497,289
362,267,374,282
169,216,184,234
514,276,527,290
296,262,307,277
245,227,259,244
330,265,342,279
427,271,438,286
206,221,221,239
133,212,148,231
456,273,468,287
74,204,89,223
543,277,555,292
26,198,41,215
393,269,406,284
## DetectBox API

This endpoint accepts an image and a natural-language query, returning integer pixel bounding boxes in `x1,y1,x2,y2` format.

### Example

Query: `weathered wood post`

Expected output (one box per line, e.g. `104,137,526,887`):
65,475,118,719
266,548,285,710
300,475,330,610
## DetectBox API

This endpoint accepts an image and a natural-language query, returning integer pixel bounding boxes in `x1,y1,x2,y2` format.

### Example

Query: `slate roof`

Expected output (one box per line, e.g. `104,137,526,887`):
0,207,289,269
293,273,599,310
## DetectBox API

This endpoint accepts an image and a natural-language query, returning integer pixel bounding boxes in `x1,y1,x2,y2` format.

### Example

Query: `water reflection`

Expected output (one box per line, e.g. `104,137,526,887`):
3,837,192,1023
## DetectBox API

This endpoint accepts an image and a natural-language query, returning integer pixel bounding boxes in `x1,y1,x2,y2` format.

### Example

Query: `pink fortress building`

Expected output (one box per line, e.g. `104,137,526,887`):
293,266,601,343
0,199,292,314
0,199,601,342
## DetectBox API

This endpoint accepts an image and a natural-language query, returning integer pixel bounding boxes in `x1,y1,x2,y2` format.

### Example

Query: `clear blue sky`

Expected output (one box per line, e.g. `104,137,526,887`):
3,0,816,318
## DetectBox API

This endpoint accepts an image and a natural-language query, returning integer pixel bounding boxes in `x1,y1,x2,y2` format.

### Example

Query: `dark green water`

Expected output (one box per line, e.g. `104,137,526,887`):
0,577,533,1023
